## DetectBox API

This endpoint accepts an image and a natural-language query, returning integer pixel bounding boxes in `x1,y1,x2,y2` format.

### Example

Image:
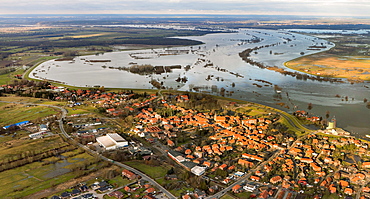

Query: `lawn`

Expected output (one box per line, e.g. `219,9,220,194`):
0,67,24,85
235,192,253,198
235,105,269,117
322,193,342,199
124,160,169,179
107,175,132,187
220,194,237,199
65,105,98,116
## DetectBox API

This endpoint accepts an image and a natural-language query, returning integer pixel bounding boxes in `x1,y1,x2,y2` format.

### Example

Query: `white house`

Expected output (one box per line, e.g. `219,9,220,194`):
96,133,128,150
243,184,256,192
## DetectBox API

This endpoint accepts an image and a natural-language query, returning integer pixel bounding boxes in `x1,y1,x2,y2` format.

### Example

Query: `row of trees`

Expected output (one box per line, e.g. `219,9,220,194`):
0,144,77,172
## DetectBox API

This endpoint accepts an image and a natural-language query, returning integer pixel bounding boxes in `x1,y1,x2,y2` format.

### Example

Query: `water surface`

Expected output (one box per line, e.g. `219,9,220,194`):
30,29,370,135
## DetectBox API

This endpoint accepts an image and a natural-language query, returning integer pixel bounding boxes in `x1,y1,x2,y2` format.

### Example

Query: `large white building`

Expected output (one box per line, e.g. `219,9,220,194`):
96,133,128,150
191,166,206,176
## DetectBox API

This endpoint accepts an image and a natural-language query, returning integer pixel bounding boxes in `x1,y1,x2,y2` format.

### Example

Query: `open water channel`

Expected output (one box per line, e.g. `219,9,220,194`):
30,28,370,136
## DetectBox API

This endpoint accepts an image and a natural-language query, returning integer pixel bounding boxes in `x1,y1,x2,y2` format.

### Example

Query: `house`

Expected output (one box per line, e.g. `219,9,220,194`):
258,190,269,199
250,176,261,181
182,194,192,199
80,185,89,192
223,178,232,184
244,184,256,192
124,186,131,192
122,169,137,180
108,191,124,199
344,188,353,195
98,185,113,192
270,176,282,184
209,185,219,193
329,184,337,194
145,187,156,194
194,189,206,198
39,124,48,131
71,189,81,196
363,187,370,193
60,192,71,199
363,162,370,169
143,194,156,199
219,164,228,170
232,184,242,193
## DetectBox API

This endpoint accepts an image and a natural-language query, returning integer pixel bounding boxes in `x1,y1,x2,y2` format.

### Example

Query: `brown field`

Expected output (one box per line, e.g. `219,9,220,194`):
285,56,370,81
70,33,108,38
0,26,54,33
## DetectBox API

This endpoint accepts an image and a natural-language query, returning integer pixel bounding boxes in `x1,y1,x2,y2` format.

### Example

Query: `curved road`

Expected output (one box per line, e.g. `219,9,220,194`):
0,100,177,199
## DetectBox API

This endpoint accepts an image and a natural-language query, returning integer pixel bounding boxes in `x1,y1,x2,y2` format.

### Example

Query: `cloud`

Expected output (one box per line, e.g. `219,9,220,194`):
0,0,369,16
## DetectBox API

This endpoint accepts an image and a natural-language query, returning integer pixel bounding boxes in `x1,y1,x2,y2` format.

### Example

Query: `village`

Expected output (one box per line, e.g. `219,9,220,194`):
1,82,370,199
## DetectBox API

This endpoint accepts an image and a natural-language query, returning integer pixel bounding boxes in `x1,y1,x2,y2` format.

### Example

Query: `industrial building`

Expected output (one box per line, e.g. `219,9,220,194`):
96,133,128,150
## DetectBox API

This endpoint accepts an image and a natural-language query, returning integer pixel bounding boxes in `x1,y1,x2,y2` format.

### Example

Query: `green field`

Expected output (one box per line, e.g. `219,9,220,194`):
0,135,98,198
0,136,68,160
0,102,58,127
124,160,169,179
220,194,237,199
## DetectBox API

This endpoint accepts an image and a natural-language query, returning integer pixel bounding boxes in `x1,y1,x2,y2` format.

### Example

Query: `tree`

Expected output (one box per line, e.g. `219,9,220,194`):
167,167,175,175
307,103,313,110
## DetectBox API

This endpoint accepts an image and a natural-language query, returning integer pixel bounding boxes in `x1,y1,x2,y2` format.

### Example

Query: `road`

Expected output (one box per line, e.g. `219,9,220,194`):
0,100,177,199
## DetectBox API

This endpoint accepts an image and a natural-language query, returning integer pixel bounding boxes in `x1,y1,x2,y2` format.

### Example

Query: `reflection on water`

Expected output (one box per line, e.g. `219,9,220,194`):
43,155,73,179
30,29,370,135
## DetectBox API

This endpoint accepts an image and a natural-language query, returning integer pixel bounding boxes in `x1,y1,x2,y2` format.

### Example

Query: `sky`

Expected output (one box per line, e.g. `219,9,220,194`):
0,0,369,17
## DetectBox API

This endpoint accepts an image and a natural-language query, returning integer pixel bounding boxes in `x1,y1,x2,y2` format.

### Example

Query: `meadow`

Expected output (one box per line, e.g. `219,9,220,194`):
285,33,370,82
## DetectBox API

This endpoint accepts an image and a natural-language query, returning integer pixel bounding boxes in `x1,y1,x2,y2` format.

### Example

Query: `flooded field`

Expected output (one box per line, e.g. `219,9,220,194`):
30,28,370,135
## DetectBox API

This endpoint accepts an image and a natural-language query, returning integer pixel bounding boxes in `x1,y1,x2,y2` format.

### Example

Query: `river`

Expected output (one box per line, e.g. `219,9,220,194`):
29,28,370,136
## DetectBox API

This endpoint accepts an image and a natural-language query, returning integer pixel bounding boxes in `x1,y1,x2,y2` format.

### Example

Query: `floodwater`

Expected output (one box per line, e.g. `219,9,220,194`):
30,28,370,136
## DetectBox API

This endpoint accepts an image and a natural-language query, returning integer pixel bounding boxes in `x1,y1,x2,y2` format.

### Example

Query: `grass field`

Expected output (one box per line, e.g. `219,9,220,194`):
322,193,341,199
220,194,237,199
285,56,370,81
0,102,58,126
234,104,270,116
0,136,68,160
124,160,169,179
0,135,98,198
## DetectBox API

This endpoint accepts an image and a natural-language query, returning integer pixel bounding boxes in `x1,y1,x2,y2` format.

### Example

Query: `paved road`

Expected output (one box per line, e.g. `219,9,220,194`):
0,100,177,199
